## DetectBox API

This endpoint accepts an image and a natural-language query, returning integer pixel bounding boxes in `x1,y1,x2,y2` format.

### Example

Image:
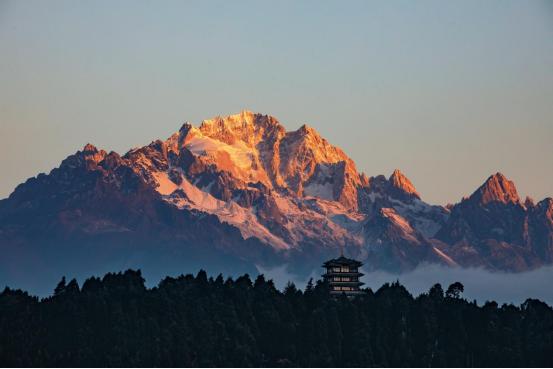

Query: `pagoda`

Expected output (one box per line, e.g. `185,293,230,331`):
322,254,365,297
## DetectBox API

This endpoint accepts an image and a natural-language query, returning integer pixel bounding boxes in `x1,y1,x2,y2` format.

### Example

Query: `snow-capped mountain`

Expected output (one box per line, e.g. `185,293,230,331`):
1,111,552,293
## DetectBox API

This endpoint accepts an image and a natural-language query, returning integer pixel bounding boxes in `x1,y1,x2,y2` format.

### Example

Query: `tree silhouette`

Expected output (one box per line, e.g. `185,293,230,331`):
446,282,465,299
0,269,552,367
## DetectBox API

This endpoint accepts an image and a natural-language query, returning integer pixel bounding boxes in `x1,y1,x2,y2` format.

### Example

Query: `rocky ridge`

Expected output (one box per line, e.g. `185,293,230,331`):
1,111,552,293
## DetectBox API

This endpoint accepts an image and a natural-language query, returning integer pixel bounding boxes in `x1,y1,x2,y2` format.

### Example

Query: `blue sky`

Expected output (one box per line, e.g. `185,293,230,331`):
1,0,552,204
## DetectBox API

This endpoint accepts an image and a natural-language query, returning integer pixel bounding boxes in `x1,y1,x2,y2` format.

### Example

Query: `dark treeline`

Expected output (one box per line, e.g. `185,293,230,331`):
1,270,553,367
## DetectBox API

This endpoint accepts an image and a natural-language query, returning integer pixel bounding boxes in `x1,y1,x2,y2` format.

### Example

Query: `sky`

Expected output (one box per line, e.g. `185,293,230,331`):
1,0,552,205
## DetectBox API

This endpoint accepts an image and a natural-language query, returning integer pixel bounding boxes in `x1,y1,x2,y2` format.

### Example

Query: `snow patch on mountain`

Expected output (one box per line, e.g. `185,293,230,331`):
152,171,289,249
391,198,448,238
381,207,411,228
185,132,254,170
432,247,458,267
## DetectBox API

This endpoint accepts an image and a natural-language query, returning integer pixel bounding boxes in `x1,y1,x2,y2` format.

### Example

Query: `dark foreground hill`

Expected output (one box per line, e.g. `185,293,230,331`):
1,270,552,367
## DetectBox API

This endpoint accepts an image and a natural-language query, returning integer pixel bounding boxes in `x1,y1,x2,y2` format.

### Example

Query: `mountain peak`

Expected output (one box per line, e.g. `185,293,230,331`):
524,196,535,209
179,122,193,134
82,143,99,153
297,124,318,135
389,169,420,199
472,172,520,205
200,111,280,131
195,111,284,148
538,197,553,212
81,143,106,162
60,143,106,169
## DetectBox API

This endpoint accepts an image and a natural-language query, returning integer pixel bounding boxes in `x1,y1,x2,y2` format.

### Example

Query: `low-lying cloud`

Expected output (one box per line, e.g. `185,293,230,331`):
362,264,553,306
261,264,553,306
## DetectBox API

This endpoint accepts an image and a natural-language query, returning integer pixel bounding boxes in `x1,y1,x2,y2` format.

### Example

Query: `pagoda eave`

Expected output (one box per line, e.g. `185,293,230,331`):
327,281,365,286
329,290,366,296
322,272,365,278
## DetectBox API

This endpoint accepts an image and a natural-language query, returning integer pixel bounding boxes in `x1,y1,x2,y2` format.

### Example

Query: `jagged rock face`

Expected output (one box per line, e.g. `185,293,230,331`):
1,111,553,289
474,172,520,205
166,111,363,210
0,144,256,249
389,169,421,200
438,173,527,245
113,112,366,249
435,173,550,270
358,171,449,239
362,208,453,272
0,143,271,294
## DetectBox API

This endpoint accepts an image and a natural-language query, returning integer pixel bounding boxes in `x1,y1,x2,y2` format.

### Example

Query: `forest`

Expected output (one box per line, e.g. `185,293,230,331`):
1,269,552,367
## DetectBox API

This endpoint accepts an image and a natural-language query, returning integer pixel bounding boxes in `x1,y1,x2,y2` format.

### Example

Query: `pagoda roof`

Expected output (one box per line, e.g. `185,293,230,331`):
322,255,363,267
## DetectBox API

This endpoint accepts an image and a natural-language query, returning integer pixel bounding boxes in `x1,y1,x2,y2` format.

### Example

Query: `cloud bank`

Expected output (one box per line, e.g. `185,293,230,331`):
361,264,553,306
261,264,553,306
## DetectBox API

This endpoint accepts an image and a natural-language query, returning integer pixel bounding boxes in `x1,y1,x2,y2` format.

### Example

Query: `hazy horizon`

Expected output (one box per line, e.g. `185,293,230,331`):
1,0,552,204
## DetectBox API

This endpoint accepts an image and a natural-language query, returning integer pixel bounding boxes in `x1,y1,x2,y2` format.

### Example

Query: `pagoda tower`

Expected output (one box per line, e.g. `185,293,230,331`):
322,255,365,297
